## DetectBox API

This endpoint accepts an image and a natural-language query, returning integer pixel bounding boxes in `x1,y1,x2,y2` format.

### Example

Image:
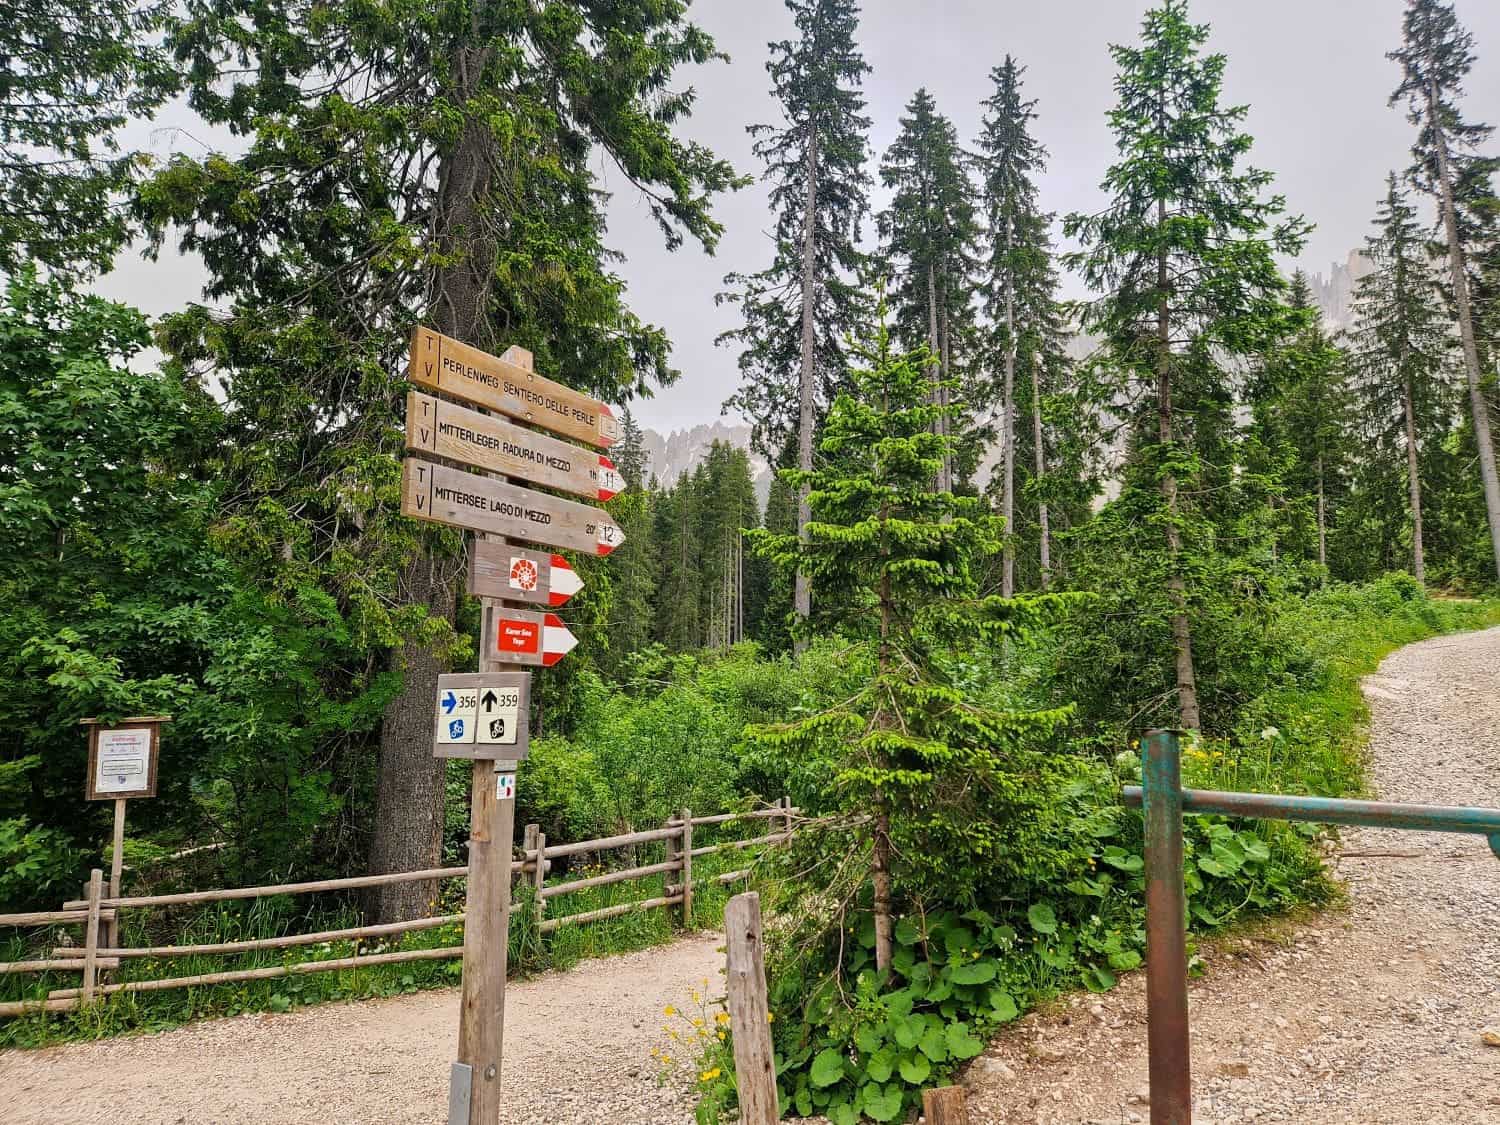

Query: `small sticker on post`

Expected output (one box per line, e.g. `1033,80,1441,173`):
495,773,516,801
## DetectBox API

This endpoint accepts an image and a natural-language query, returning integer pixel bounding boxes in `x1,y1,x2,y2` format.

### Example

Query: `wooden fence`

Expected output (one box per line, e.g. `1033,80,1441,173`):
0,801,800,1019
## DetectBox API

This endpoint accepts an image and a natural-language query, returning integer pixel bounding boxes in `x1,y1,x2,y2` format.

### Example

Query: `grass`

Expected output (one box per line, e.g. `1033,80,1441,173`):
0,817,780,1048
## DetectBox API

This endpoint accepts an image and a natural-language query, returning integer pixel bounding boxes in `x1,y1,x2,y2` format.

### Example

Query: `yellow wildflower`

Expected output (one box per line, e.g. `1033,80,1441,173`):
699,1067,721,1083
715,1012,730,1025
664,1005,676,1016
692,1018,704,1028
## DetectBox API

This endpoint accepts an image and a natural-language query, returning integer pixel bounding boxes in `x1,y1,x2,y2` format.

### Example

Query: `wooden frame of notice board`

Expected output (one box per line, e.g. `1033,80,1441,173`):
82,717,166,800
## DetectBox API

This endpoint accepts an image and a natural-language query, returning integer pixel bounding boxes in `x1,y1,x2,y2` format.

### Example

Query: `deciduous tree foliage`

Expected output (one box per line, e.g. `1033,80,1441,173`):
0,0,173,275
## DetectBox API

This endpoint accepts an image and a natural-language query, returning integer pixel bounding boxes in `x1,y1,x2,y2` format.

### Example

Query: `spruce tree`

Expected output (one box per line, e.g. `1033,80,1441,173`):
1246,273,1352,579
1390,0,1500,581
976,57,1066,592
719,0,872,645
1065,0,1307,730
746,299,1072,972
878,90,981,493
1346,176,1457,585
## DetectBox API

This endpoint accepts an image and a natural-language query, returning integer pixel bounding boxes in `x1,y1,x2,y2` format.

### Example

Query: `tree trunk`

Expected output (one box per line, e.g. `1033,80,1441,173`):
1001,216,1017,596
871,812,894,972
1315,453,1327,584
1427,80,1500,583
368,21,499,923
927,262,944,492
794,127,818,654
1402,375,1426,586
940,302,953,494
1157,199,1201,732
1031,356,1051,590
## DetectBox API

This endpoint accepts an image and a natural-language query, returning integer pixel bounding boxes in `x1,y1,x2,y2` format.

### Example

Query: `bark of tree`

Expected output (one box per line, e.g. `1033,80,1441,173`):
1157,198,1201,732
794,128,818,655
1001,216,1016,596
368,21,498,923
927,262,943,492
1315,452,1328,584
1426,80,1500,583
1031,355,1051,590
1402,374,1427,585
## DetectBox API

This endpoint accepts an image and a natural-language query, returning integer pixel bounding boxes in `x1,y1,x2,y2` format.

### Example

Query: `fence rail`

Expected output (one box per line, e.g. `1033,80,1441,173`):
1,800,799,1020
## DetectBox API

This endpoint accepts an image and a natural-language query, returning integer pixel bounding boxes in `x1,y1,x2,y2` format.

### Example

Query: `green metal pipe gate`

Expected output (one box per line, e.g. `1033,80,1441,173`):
1120,729,1500,1125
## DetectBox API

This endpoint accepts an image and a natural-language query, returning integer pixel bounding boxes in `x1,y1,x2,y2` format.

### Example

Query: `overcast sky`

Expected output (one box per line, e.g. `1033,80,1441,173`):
95,0,1500,434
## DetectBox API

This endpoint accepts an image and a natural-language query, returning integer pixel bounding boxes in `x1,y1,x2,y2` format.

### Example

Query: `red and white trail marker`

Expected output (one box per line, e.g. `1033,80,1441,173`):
483,606,579,668
468,541,584,607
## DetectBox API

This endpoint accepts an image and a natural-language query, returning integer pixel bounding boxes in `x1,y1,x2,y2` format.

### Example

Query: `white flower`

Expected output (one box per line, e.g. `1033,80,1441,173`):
1260,726,1280,741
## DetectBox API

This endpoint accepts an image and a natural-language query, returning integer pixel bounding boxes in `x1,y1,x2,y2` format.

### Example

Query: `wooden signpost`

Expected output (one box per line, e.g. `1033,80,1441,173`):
401,457,624,556
405,391,623,502
81,716,168,963
409,326,620,449
399,325,623,1125
467,542,582,607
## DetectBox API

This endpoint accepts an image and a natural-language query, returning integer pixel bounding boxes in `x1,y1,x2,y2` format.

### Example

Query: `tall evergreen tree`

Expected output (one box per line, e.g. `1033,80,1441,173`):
1390,0,1500,581
1346,176,1457,585
1065,0,1308,730
144,0,738,920
746,299,1071,977
718,0,872,646
878,89,980,493
1246,273,1352,578
976,56,1064,592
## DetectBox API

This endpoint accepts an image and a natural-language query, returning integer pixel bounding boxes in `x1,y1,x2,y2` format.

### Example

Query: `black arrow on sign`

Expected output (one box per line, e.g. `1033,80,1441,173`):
480,689,499,712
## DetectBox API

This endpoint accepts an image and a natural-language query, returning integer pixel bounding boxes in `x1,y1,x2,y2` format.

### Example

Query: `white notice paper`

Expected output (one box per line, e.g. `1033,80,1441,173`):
95,728,151,795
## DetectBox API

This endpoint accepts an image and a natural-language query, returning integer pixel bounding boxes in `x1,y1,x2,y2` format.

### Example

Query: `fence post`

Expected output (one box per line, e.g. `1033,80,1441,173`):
524,823,546,940
781,796,793,841
1141,729,1191,1125
678,808,693,928
108,798,127,960
725,891,777,1125
922,1086,970,1125
81,868,103,1006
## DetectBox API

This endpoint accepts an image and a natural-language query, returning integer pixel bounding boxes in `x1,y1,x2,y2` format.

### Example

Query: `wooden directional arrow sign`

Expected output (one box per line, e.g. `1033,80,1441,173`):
409,326,619,449
405,391,622,502
402,457,624,556
483,606,578,668
468,541,583,607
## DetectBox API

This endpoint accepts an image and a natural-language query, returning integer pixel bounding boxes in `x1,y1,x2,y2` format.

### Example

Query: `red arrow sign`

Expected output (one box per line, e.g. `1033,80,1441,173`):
468,542,584,607
484,606,579,668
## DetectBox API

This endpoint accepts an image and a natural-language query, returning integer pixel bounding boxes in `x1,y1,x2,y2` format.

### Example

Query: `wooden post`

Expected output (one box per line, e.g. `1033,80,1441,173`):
455,759,517,1125
678,807,693,928
664,813,682,918
781,796,793,840
725,892,777,1125
81,868,103,1006
523,822,546,938
923,1086,970,1124
108,798,126,955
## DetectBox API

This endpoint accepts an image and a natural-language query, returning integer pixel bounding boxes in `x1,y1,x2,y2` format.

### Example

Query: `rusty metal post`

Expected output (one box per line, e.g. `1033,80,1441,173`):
1141,729,1191,1125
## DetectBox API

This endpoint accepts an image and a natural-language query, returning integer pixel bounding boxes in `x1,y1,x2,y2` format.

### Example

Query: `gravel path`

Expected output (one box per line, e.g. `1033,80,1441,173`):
964,624,1500,1125
1,933,722,1124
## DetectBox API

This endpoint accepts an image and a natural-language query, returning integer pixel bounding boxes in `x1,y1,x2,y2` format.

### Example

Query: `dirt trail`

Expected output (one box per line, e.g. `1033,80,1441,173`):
964,624,1500,1125
1,934,722,1124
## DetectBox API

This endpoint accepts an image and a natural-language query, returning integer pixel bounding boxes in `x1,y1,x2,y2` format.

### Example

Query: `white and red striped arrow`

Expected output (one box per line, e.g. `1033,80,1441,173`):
469,542,585,607
595,455,624,502
485,607,579,668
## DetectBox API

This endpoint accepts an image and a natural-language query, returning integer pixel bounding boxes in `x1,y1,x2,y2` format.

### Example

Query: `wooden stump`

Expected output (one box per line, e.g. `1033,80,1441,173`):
922,1085,970,1125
